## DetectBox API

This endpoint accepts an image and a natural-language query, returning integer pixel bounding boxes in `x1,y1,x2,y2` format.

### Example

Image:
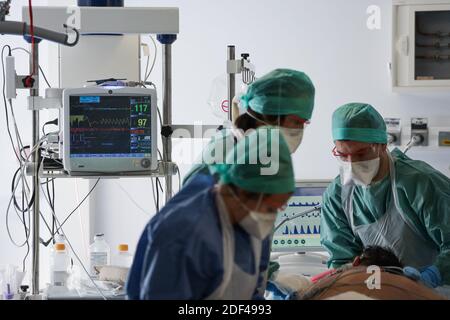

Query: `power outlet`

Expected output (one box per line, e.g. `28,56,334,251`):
411,118,428,146
439,132,450,147
385,118,401,146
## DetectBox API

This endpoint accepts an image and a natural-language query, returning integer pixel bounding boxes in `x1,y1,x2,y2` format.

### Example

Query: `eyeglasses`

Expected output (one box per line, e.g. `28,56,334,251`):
284,114,309,122
282,115,310,129
332,146,377,161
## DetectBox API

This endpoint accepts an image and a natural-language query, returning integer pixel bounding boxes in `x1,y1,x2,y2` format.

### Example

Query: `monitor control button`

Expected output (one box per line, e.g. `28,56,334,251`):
141,158,151,168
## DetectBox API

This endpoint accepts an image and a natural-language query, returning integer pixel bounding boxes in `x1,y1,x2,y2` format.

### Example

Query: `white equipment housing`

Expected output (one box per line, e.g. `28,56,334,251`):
62,86,158,174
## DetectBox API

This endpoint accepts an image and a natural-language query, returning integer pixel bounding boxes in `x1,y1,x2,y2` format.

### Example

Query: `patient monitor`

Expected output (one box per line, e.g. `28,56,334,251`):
62,87,157,174
271,180,331,277
272,180,331,252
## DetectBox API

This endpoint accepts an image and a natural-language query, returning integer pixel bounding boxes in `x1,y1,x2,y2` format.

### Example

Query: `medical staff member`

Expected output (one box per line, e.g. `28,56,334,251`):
183,68,315,185
126,127,295,299
321,103,450,288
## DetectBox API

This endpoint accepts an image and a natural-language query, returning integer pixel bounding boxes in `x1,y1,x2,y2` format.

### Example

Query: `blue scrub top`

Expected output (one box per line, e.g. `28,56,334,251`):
126,174,271,300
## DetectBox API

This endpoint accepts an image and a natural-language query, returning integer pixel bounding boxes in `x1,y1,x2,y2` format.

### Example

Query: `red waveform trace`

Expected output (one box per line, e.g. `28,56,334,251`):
70,128,129,133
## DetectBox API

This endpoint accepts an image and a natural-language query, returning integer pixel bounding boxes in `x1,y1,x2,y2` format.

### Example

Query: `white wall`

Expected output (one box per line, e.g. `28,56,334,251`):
1,0,450,289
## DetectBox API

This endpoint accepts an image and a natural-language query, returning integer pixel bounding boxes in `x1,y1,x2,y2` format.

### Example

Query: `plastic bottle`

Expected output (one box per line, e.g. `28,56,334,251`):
49,241,70,287
0,265,18,299
89,234,111,275
114,244,133,268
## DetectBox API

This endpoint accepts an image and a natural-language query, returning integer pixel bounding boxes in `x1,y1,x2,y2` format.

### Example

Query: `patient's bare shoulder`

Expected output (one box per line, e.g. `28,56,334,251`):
296,267,446,300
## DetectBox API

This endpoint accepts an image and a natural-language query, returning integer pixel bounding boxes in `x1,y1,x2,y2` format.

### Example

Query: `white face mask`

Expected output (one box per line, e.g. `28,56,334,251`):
245,112,304,154
229,189,278,239
280,128,304,153
339,157,381,187
239,211,278,240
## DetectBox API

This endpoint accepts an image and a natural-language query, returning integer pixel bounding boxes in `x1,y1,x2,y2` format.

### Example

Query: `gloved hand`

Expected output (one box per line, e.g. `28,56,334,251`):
265,280,292,300
403,265,442,288
267,261,280,281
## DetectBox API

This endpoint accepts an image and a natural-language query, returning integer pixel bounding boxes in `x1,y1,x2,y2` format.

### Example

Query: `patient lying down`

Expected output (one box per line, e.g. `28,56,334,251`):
293,246,446,300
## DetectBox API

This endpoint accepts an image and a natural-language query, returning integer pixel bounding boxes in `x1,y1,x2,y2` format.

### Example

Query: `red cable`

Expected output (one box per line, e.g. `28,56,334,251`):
28,0,35,77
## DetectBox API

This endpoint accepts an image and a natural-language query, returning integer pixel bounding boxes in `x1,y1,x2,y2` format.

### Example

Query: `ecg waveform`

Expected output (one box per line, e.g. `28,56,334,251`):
281,224,320,235
70,115,129,128
69,95,152,156
279,210,321,235
276,197,322,238
288,201,320,207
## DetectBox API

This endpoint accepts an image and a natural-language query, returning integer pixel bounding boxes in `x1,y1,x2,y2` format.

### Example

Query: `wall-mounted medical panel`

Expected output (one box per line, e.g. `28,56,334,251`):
393,1,450,91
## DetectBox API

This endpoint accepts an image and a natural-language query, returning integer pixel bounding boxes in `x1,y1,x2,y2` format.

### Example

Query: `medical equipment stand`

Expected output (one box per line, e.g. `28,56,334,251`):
30,42,41,297
159,34,177,203
226,46,256,121
20,5,180,297
227,46,235,122
0,14,79,297
3,9,179,298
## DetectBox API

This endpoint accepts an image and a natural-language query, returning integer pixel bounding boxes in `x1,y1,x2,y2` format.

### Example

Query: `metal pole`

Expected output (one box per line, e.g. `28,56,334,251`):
30,43,40,296
227,45,235,122
162,42,173,203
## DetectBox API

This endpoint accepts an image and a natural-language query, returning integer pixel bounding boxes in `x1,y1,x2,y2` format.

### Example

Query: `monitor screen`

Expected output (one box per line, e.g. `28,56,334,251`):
69,95,152,158
272,183,329,252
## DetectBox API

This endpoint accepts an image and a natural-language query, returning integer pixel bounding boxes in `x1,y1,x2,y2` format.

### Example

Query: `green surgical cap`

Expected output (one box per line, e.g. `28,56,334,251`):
332,103,388,144
212,126,295,194
240,68,315,120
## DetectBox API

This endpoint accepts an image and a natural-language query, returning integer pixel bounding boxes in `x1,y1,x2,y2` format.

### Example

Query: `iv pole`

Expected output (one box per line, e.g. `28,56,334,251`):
227,45,235,122
158,34,177,204
226,46,255,122
0,19,79,297
30,41,40,297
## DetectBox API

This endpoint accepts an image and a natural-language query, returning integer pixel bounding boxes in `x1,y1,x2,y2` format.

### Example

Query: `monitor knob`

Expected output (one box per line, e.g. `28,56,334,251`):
141,158,151,168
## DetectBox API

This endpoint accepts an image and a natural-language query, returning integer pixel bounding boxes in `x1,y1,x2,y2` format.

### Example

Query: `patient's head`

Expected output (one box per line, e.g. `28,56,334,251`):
353,246,403,268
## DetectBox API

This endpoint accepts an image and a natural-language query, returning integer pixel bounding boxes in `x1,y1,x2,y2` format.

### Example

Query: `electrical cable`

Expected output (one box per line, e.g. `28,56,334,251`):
9,156,33,252
143,46,150,83
157,177,163,192
5,139,45,247
28,0,36,77
39,184,108,300
74,180,89,263
42,118,58,135
155,178,160,212
156,107,163,129
150,178,157,212
113,181,151,216
21,197,30,273
46,177,56,244
145,35,157,81
9,157,54,249
2,45,22,163
11,166,33,213
53,179,101,235
2,45,38,254
403,135,421,154
5,135,57,250
2,40,60,273
11,47,51,88
176,165,181,192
